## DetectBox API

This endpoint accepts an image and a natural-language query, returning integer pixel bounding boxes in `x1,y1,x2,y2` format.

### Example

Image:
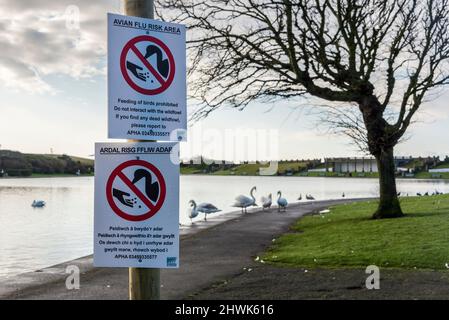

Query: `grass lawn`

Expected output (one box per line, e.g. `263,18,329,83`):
210,161,309,176
301,171,379,178
218,163,261,175
435,162,449,169
180,166,203,174
415,172,449,179
180,161,310,176
263,195,449,270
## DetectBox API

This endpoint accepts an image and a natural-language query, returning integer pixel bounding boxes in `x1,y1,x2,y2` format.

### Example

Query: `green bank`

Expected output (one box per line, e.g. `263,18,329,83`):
0,150,94,177
180,157,449,179
264,195,449,270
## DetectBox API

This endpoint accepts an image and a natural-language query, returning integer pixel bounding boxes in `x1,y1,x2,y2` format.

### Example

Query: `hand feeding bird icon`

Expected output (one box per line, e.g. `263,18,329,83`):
126,45,169,83
112,168,159,208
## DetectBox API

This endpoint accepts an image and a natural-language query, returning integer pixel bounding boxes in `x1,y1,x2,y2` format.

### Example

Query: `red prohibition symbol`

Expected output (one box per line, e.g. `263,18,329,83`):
106,160,166,222
120,35,175,95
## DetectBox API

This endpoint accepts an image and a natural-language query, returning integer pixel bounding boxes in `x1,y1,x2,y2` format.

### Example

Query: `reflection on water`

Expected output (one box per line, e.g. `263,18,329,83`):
0,175,448,279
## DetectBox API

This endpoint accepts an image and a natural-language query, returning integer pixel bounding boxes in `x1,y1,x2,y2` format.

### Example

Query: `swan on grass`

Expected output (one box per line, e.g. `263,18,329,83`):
233,186,257,213
188,200,221,222
261,193,272,210
277,191,288,212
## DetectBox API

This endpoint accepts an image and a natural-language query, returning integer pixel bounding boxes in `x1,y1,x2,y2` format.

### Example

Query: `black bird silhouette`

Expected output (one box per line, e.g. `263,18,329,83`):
132,169,159,202
144,45,169,78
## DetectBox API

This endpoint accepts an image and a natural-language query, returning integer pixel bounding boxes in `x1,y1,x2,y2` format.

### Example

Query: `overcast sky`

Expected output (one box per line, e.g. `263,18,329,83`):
0,0,448,161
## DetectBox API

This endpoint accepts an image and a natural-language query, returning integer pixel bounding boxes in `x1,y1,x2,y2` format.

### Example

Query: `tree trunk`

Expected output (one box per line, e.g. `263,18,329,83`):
373,147,403,219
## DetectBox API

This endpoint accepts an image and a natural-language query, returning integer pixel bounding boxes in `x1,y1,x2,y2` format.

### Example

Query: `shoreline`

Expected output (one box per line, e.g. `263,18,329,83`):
180,173,449,180
0,198,373,300
0,174,94,179
1,173,448,180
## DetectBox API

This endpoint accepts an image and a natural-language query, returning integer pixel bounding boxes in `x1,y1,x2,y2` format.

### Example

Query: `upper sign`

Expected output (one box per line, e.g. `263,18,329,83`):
94,142,180,268
108,13,186,141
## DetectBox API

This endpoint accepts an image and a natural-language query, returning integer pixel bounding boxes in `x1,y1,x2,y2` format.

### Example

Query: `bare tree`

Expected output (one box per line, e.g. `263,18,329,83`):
157,0,449,218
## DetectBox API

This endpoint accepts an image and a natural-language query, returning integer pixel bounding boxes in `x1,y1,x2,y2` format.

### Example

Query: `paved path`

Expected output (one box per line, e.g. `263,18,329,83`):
191,265,449,300
0,199,368,300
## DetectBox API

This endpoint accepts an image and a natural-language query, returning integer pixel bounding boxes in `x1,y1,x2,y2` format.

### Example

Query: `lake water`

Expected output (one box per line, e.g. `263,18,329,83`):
0,175,448,279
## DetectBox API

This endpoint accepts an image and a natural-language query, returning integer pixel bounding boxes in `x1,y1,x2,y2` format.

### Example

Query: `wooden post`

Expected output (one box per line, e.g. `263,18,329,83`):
124,0,154,19
123,0,160,300
129,266,160,300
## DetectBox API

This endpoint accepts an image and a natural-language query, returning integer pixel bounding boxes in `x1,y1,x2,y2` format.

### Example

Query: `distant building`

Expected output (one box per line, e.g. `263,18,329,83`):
429,168,449,173
325,157,377,173
324,157,422,174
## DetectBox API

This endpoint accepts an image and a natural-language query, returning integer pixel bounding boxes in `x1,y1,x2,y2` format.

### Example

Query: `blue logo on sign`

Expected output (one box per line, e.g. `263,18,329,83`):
167,257,177,267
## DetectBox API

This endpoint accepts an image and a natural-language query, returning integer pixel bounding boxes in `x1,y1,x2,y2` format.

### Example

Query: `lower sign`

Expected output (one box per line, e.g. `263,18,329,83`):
94,142,179,268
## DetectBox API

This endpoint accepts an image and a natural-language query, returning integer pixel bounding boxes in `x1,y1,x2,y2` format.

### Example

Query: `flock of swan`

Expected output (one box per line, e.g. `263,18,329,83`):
188,186,319,222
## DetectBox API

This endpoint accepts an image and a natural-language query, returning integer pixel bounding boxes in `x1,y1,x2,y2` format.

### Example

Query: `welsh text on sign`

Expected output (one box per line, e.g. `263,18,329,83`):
94,142,180,268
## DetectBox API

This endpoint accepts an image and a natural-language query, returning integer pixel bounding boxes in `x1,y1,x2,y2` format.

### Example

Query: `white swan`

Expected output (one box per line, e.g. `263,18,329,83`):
187,200,200,221
188,200,221,222
261,193,272,210
277,191,288,212
233,186,257,213
32,200,45,208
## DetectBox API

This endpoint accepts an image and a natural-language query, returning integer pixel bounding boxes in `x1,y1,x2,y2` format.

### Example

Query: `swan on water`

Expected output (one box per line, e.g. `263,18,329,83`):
306,194,315,200
261,193,272,210
188,200,221,222
32,200,45,208
232,186,257,213
297,193,302,201
277,191,288,212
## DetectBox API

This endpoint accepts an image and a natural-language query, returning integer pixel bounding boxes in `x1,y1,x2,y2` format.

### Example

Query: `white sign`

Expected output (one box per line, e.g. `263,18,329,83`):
94,142,179,268
108,13,186,141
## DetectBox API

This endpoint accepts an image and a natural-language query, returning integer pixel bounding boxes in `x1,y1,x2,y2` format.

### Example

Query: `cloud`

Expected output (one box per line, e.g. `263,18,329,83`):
0,0,121,93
